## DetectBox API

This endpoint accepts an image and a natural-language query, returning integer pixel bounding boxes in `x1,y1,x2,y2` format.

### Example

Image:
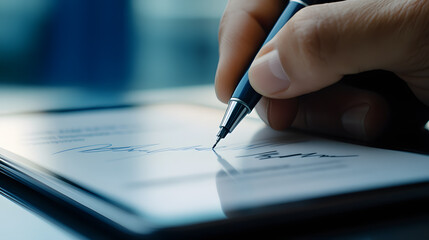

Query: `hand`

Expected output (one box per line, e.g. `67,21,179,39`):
215,0,429,142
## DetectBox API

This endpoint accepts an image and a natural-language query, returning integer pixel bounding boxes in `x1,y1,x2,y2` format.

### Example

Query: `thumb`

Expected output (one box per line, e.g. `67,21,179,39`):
249,0,429,99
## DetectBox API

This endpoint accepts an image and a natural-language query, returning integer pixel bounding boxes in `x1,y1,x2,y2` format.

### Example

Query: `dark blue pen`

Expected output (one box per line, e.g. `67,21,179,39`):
213,0,320,148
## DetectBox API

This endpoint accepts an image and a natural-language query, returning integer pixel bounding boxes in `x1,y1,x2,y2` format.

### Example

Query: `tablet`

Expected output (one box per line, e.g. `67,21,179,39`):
0,103,428,238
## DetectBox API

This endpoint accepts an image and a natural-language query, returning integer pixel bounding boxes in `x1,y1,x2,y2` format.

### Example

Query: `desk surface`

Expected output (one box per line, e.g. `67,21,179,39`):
0,84,222,115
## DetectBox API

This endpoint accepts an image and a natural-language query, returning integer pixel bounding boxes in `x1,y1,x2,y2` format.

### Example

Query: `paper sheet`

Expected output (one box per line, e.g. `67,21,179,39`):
0,103,428,229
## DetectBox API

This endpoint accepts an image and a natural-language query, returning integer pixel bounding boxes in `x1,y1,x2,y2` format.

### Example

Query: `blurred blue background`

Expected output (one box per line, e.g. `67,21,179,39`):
0,0,228,90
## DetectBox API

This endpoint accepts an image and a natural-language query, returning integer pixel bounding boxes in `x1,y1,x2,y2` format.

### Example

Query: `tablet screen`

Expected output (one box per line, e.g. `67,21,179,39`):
0,104,428,235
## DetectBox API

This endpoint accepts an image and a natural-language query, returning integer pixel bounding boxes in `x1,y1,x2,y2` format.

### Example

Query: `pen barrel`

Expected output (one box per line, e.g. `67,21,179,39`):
264,0,308,44
231,72,261,110
231,0,308,111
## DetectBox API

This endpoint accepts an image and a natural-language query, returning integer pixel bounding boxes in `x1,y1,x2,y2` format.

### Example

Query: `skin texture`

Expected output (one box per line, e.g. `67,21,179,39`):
215,0,429,142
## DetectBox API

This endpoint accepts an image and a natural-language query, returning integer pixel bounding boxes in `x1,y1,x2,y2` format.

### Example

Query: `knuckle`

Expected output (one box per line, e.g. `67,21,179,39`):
390,0,429,74
409,2,429,64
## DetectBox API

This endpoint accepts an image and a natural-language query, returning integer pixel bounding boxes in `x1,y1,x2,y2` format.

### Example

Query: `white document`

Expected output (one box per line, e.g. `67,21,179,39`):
0,103,428,234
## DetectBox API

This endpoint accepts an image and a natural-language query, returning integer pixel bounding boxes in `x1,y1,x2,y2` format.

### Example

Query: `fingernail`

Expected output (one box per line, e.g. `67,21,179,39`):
249,50,290,95
341,104,370,139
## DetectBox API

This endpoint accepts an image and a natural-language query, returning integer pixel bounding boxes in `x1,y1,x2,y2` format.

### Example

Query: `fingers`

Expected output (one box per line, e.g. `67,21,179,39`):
215,0,286,103
254,96,298,130
249,0,429,100
255,84,390,141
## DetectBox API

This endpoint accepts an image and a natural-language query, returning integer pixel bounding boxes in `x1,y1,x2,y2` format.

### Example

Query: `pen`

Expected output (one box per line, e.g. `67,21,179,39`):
213,0,320,149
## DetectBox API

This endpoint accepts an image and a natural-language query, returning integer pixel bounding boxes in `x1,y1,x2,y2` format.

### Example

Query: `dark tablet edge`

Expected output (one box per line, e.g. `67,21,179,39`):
2,158,429,239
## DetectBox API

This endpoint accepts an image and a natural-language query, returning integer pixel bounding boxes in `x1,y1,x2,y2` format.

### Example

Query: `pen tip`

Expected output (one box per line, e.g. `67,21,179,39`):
212,137,221,149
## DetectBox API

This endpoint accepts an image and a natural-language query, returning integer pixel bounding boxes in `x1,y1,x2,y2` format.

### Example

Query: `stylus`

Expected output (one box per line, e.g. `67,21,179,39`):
213,0,320,149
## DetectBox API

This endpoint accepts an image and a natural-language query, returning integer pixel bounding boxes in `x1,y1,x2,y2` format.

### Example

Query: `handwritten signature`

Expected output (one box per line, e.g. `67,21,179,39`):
53,143,359,161
238,150,358,160
53,143,213,155
53,142,277,155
